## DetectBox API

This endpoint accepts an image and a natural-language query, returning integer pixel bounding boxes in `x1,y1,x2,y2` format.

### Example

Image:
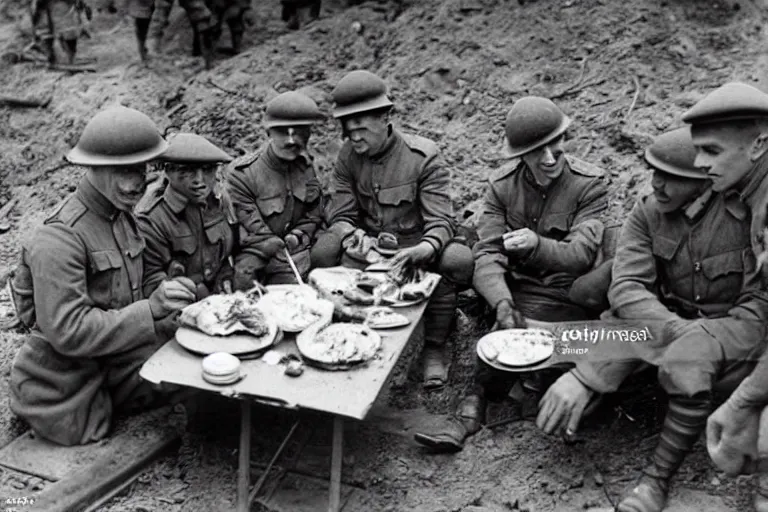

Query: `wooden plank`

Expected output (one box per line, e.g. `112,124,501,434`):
0,407,182,512
29,432,179,512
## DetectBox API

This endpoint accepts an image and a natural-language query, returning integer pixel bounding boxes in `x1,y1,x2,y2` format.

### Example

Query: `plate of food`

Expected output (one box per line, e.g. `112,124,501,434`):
296,321,382,370
176,291,279,356
364,306,410,329
256,284,327,333
476,328,556,369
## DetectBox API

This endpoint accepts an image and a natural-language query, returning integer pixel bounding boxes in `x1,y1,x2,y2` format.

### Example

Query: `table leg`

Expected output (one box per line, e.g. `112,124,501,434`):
328,416,343,512
237,400,252,512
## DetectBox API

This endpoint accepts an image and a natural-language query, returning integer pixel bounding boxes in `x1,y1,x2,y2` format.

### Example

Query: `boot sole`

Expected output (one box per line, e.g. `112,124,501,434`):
413,433,463,453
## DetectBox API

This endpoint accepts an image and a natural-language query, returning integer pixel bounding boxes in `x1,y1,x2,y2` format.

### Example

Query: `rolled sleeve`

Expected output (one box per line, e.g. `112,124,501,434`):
29,224,156,359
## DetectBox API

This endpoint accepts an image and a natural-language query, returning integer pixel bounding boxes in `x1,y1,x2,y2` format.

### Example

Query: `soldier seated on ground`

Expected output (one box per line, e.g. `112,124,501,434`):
538,126,768,512
8,106,196,446
311,70,475,389
136,132,237,306
412,95,608,453
228,91,325,288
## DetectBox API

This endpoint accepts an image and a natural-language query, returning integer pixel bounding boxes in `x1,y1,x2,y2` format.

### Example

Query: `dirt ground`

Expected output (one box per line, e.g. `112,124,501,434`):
1,0,768,510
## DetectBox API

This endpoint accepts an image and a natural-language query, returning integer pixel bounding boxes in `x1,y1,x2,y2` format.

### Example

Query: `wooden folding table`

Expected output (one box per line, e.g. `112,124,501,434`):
140,300,429,512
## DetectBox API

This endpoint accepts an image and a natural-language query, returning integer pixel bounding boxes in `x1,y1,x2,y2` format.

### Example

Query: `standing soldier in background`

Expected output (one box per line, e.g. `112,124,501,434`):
31,0,91,66
132,0,215,67
312,70,475,389
136,132,236,305
228,91,325,288
7,106,196,446
280,0,320,30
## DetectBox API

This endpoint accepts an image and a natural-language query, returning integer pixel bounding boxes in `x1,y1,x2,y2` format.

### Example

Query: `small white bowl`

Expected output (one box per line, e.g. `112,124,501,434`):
202,352,241,385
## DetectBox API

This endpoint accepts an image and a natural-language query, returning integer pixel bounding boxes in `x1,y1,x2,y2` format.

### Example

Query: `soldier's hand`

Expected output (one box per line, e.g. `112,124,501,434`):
706,399,761,476
390,241,435,268
285,233,301,252
222,279,233,294
536,371,594,437
493,299,527,330
503,228,539,255
149,277,197,319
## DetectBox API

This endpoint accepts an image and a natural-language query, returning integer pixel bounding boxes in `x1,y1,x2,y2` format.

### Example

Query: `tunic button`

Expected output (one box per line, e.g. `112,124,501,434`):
694,262,702,272
204,268,212,277
533,217,538,223
695,294,701,302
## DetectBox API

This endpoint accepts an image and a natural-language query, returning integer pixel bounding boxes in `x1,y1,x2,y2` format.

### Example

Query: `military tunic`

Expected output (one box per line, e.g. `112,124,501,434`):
9,177,161,446
321,126,474,348
227,142,323,283
148,0,215,39
136,179,236,299
472,156,608,320
573,190,768,396
325,127,454,252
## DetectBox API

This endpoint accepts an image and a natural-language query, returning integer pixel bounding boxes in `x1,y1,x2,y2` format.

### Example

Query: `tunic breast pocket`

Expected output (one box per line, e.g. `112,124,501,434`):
377,182,421,235
204,221,234,263
538,213,572,241
700,250,745,303
171,234,197,264
88,250,124,309
257,195,287,217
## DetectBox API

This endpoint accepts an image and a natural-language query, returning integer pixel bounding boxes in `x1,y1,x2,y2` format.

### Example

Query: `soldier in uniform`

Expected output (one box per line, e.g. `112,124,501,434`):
412,96,608,452
227,91,325,288
311,70,475,389
147,0,252,62
687,83,768,512
31,0,91,66
132,0,215,67
7,106,197,446
136,132,236,303
539,125,768,512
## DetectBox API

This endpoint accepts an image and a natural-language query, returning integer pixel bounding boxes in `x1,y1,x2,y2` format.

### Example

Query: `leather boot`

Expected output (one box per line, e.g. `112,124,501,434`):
42,37,56,67
134,17,151,62
60,37,77,64
755,473,768,512
413,394,485,452
618,394,711,512
229,20,243,54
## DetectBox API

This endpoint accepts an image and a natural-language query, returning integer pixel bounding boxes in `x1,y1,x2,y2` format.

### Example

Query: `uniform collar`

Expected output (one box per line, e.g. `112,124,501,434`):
682,186,747,222
369,125,398,163
163,184,190,214
78,175,120,220
522,160,566,190
738,153,768,207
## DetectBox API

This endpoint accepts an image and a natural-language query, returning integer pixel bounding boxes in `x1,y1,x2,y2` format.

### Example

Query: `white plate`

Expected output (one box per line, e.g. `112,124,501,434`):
296,322,381,368
176,311,279,356
256,284,325,332
476,328,555,368
364,307,411,329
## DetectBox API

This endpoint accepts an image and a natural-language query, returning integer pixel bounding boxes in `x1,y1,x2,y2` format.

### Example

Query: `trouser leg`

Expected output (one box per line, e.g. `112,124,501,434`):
228,17,244,53
134,17,151,61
